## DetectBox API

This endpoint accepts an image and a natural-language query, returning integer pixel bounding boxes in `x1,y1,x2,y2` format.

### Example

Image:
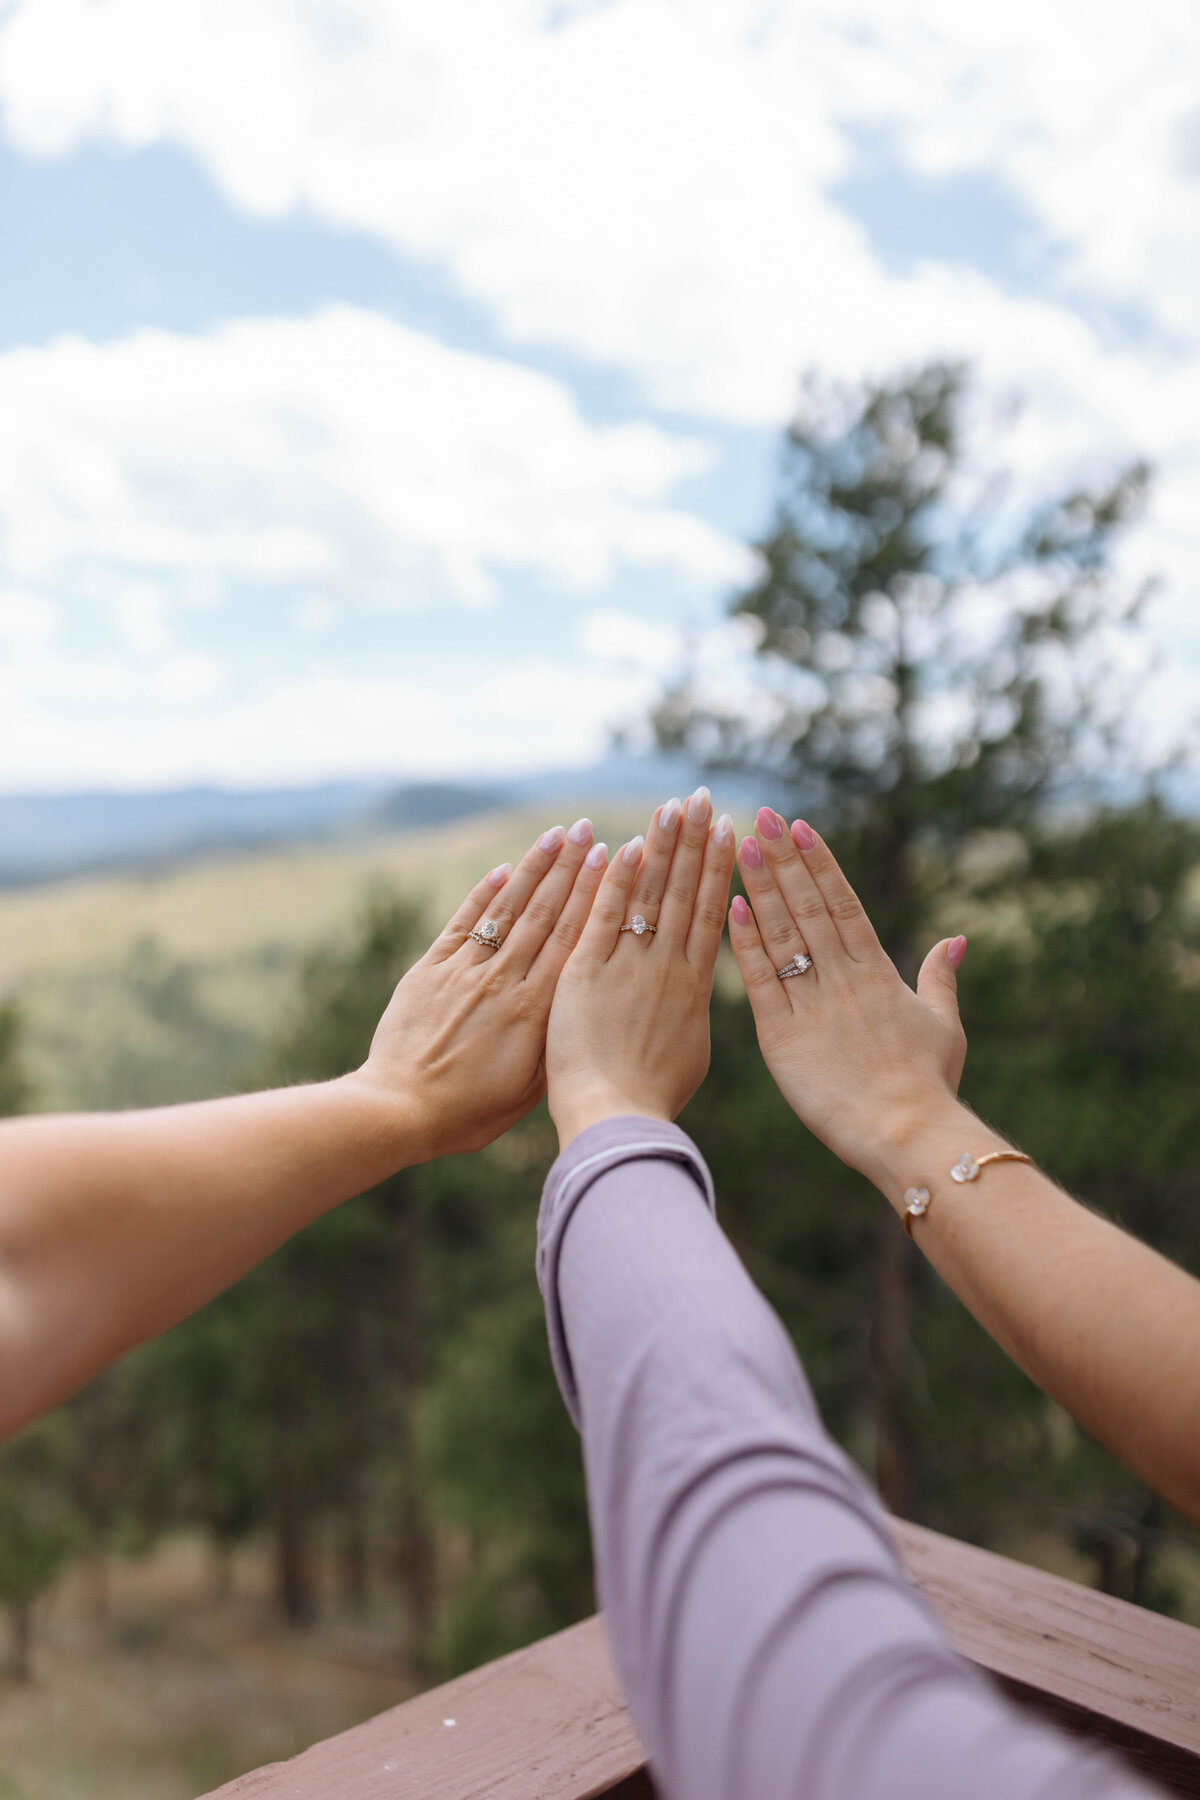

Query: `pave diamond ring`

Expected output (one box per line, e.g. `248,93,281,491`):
619,913,657,938
776,951,813,979
469,919,504,951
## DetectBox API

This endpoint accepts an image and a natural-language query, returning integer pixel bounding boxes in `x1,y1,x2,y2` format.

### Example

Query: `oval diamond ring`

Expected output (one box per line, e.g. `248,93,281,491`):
619,913,657,938
777,951,813,979
469,919,504,951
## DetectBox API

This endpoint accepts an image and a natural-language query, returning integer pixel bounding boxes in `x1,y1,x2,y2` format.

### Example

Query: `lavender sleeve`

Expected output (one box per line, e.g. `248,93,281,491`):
537,1117,1160,1800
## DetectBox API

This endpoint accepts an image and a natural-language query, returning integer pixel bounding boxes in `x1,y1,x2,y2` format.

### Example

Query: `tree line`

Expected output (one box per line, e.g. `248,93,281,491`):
0,363,1197,1682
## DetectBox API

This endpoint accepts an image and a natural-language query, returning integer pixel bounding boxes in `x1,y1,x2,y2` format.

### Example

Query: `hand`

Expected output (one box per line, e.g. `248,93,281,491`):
356,819,608,1161
546,790,736,1149
727,809,969,1186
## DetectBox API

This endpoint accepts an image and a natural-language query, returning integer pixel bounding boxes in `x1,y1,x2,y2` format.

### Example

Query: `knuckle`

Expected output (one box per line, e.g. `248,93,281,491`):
828,892,864,924
551,912,583,952
694,897,728,933
522,895,559,932
664,877,697,908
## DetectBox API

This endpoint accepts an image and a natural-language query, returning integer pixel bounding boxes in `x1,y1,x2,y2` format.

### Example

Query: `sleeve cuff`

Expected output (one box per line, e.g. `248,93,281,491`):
536,1114,715,1428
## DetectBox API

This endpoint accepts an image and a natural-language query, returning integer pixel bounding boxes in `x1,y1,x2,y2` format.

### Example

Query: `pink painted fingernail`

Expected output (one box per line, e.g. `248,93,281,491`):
586,841,608,869
568,816,593,845
539,825,565,853
740,835,763,870
659,797,682,833
947,934,967,969
791,819,816,851
731,895,750,924
687,785,712,823
756,806,782,841
623,835,645,866
486,862,511,888
713,812,734,846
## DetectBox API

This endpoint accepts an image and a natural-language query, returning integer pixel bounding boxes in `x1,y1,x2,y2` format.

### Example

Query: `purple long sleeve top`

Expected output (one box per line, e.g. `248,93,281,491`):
537,1117,1161,1800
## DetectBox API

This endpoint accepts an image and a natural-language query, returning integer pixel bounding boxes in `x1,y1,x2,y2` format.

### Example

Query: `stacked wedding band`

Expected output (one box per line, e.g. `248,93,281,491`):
777,951,813,979
469,920,504,951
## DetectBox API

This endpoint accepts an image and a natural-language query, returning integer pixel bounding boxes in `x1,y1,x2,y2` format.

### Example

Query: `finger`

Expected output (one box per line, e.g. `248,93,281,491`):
686,812,736,967
728,893,794,1025
751,808,844,963
626,797,683,932
528,839,609,986
458,824,568,963
916,935,967,1031
428,861,513,961
501,817,595,974
575,835,644,964
737,832,817,974
786,820,884,962
656,786,714,946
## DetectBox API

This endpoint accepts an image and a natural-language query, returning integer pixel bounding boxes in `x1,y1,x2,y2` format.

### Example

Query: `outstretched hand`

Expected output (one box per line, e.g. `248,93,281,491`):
727,809,968,1184
546,790,736,1149
358,818,608,1161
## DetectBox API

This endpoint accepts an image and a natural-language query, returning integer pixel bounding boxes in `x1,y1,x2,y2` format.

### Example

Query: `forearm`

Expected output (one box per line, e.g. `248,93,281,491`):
0,1073,414,1437
539,1121,1155,1800
865,1096,1200,1522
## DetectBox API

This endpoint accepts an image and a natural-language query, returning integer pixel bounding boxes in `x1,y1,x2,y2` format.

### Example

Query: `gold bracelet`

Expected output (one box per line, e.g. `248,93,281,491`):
903,1150,1034,1238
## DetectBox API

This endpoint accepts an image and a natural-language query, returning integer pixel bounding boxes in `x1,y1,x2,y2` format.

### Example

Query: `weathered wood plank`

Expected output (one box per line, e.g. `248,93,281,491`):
893,1520,1200,1759
200,1522,1200,1799
198,1612,644,1800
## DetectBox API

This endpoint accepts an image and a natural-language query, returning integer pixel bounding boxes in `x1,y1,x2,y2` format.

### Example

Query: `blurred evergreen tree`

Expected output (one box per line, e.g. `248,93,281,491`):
660,361,1152,1510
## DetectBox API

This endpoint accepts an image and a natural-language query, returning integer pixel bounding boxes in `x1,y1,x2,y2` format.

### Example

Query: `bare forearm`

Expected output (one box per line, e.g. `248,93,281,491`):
867,1097,1200,1521
0,1074,414,1438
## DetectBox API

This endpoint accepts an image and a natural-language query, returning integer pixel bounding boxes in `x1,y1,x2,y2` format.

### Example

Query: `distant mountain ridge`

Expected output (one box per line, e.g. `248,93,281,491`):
0,753,737,886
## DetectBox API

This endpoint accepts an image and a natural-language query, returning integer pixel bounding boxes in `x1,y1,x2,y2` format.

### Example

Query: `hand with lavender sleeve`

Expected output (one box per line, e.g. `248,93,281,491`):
539,811,1161,1800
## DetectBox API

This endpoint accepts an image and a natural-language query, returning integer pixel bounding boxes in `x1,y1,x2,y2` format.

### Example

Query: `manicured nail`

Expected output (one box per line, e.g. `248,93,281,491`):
739,835,763,871
687,785,712,824
539,825,565,853
756,806,782,842
714,812,734,847
791,819,816,851
659,797,682,833
568,816,593,846
947,934,967,970
486,862,511,888
731,895,750,924
623,835,645,866
586,841,608,869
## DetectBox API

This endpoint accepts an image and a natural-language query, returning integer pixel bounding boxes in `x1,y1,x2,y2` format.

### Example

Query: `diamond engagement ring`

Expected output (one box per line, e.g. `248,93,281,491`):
619,913,657,938
777,951,813,979
469,919,504,951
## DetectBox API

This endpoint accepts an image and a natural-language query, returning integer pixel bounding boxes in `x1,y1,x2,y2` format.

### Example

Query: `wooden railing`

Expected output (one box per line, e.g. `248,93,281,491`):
201,1521,1200,1800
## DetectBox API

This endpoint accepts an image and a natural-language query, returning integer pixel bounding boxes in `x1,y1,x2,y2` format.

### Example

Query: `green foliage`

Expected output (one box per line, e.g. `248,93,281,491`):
0,1001,31,1118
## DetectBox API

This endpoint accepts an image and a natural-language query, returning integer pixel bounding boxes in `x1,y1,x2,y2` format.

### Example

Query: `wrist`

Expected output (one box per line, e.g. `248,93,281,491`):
549,1081,672,1154
855,1091,980,1213
338,1066,432,1170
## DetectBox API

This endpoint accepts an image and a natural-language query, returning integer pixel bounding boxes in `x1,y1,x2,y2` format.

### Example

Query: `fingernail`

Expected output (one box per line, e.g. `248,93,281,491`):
568,816,593,845
756,806,782,842
623,835,645,866
714,812,734,846
486,862,511,888
687,785,712,823
658,797,681,833
947,934,967,970
739,835,763,871
731,895,750,924
791,819,816,851
586,841,608,869
539,825,565,853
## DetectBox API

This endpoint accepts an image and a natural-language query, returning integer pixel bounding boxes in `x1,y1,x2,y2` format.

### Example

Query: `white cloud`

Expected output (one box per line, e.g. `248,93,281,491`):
0,588,58,646
0,306,746,610
0,655,653,789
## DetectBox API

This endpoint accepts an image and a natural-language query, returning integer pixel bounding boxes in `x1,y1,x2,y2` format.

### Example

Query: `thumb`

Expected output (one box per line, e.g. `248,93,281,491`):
916,935,967,1030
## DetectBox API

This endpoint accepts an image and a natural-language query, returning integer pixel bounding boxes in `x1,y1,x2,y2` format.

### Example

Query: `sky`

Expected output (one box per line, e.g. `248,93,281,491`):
1,0,1199,792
